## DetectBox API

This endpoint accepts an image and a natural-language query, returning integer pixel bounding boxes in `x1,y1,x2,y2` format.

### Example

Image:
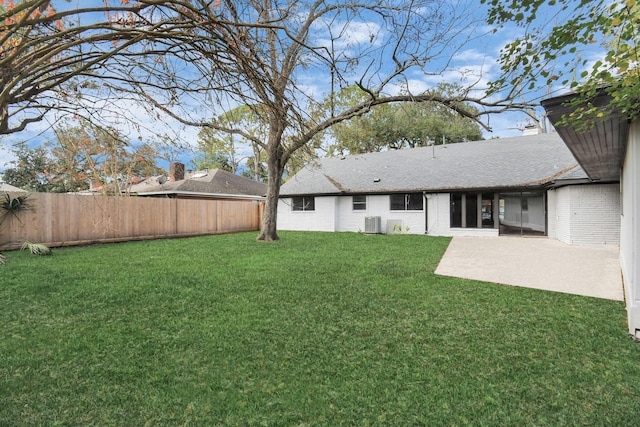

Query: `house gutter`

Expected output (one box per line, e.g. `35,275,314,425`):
546,178,603,189
280,183,551,198
423,191,428,235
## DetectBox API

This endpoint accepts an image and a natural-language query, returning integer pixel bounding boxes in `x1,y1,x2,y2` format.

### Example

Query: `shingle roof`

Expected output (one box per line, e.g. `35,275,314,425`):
0,182,27,194
554,166,590,181
280,133,584,196
131,168,267,198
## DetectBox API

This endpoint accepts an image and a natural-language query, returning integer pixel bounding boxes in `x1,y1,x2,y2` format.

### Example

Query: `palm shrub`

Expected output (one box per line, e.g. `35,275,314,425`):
0,194,51,262
0,193,31,226
20,241,51,256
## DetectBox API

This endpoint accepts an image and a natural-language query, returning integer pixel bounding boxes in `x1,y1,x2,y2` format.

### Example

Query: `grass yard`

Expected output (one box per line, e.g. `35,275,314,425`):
1,231,639,426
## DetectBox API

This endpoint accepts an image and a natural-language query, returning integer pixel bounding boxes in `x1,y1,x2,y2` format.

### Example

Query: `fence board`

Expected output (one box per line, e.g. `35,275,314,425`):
0,193,262,250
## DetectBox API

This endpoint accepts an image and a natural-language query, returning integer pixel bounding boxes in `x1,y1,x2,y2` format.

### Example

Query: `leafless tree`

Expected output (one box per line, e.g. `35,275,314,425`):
1,1,133,133
124,0,531,241
0,1,220,135
3,1,530,241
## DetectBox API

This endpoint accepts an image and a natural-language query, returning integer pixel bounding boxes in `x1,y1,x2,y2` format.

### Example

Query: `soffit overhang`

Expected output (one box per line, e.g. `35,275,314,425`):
541,89,628,181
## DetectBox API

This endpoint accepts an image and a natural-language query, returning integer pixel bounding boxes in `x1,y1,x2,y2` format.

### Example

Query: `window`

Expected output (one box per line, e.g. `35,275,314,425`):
390,193,423,211
466,193,478,228
292,196,315,211
481,193,494,228
450,193,462,227
451,192,497,229
353,195,366,210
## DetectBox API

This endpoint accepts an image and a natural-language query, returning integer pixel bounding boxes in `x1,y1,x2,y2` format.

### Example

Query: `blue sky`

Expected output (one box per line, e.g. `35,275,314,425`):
0,0,604,173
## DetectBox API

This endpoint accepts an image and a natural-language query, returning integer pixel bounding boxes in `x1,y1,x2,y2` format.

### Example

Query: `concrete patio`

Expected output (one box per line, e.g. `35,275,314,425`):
435,236,623,301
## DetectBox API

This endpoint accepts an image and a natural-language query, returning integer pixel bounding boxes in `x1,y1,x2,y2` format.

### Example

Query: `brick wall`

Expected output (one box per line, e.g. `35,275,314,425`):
278,194,427,234
549,183,620,245
570,183,620,245
548,186,572,243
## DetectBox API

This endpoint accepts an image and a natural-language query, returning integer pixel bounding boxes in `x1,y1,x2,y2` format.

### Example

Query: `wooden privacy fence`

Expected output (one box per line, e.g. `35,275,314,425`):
0,193,263,250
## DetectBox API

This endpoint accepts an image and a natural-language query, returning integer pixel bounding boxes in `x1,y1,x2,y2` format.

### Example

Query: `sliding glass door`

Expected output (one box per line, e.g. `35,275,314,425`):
498,192,546,236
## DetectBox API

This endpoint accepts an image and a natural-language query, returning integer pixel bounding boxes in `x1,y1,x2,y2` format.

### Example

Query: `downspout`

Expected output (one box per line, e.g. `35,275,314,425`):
543,191,548,236
423,191,428,235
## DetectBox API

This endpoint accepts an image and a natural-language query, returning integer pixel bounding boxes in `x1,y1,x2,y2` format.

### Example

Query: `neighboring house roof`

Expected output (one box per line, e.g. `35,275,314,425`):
280,133,586,196
130,168,267,199
0,182,27,194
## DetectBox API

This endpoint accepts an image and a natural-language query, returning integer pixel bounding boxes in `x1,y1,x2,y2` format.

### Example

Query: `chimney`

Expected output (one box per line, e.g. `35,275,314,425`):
169,162,185,182
522,123,539,136
90,180,102,192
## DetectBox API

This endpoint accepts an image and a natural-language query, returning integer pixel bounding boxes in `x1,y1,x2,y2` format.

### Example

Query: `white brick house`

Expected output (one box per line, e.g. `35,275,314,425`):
542,89,638,336
278,133,620,245
547,183,620,245
621,121,640,336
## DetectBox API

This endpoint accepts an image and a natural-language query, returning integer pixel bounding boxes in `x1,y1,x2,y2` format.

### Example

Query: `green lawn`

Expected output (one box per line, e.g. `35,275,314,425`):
1,231,639,426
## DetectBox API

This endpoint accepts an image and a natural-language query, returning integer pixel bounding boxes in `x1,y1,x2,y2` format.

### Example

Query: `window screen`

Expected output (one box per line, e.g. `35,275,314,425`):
292,196,315,211
353,195,366,210
391,193,423,210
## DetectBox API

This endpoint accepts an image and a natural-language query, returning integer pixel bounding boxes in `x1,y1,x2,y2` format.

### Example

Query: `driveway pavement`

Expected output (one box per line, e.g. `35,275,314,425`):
435,236,623,301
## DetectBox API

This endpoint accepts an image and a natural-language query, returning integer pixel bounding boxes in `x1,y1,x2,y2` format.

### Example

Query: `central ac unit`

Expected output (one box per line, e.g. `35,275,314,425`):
364,216,381,234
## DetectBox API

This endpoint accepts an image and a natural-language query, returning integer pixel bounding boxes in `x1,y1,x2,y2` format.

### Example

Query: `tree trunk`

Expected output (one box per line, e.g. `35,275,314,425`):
257,150,285,242
253,144,261,181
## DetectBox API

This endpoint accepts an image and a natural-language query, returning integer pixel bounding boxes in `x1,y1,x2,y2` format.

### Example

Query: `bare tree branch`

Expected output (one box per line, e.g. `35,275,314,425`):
1,0,535,241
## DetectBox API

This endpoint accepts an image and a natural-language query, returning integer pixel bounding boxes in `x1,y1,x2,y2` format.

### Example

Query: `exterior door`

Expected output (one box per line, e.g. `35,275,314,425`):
499,192,546,236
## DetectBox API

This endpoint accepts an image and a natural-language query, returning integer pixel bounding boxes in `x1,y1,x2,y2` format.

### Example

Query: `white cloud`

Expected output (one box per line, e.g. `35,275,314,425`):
0,93,211,174
452,48,493,63
312,17,385,54
385,47,497,97
386,79,431,96
0,144,16,172
0,117,59,172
